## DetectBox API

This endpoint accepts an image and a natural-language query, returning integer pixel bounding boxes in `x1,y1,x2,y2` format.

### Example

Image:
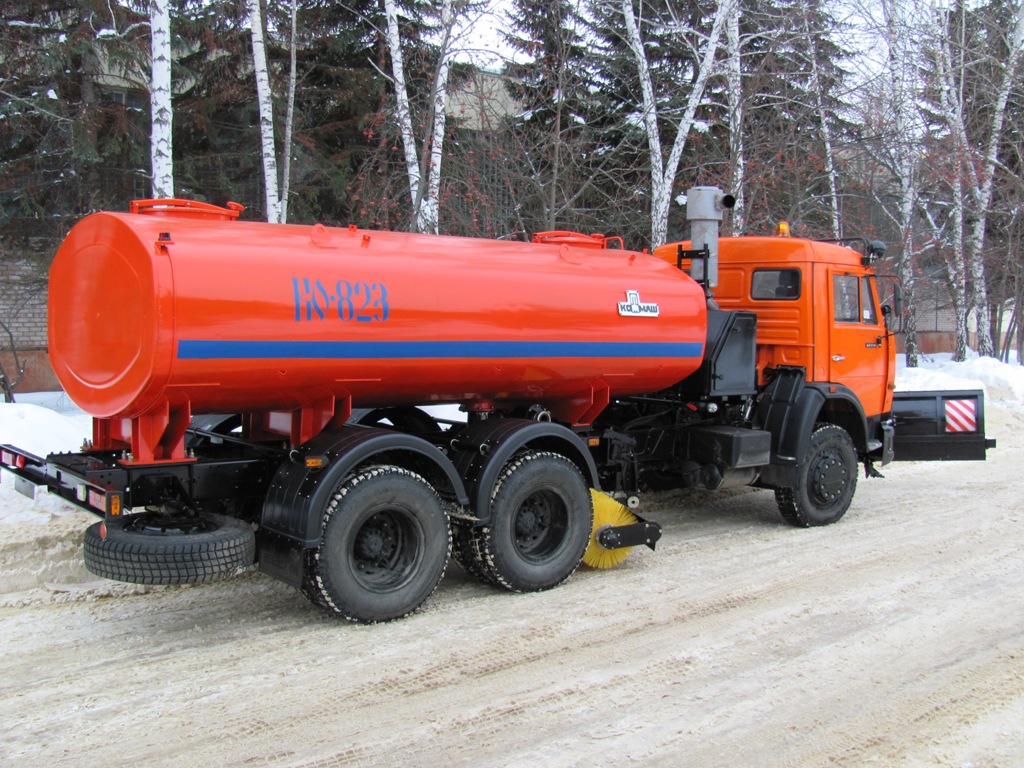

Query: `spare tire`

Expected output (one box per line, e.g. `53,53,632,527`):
83,512,255,585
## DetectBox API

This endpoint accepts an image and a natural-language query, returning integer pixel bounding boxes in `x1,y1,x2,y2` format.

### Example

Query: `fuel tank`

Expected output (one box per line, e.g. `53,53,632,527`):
49,200,707,459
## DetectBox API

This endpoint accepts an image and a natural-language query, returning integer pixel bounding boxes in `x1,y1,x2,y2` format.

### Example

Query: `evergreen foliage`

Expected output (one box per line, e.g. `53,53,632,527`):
0,0,1022,363
0,0,149,246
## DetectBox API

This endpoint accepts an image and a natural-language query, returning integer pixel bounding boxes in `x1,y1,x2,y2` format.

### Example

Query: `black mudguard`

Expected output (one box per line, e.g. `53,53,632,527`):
755,367,825,467
258,426,468,586
447,418,599,525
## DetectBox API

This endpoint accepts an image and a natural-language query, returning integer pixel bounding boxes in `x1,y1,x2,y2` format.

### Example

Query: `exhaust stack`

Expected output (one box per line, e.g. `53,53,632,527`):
686,186,735,289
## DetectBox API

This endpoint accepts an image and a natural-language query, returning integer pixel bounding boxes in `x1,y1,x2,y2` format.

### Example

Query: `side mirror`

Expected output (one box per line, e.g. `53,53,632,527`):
891,281,903,318
881,283,904,333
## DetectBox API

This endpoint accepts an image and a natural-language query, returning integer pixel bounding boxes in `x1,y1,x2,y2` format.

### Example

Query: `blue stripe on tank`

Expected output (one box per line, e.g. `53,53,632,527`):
176,339,704,360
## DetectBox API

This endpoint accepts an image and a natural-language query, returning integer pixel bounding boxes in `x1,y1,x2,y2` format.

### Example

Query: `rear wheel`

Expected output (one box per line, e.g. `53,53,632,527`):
775,424,858,527
456,451,592,592
303,465,450,623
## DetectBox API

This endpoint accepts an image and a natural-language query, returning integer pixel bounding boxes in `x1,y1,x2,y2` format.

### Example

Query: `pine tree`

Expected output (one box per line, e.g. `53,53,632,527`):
501,0,601,233
0,0,150,239
273,0,384,225
719,0,854,237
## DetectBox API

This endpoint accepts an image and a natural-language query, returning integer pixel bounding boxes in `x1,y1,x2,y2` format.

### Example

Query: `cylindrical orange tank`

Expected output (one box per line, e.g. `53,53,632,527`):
49,200,706,458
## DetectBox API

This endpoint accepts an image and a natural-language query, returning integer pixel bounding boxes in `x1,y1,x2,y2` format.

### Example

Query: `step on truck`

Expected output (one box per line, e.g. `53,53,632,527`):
0,188,995,622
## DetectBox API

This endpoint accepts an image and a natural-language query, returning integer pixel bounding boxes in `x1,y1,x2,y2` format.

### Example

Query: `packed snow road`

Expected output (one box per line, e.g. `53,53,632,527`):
1,405,1022,767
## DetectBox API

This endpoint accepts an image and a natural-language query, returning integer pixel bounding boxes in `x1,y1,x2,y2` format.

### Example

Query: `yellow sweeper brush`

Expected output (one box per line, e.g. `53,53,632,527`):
584,489,639,569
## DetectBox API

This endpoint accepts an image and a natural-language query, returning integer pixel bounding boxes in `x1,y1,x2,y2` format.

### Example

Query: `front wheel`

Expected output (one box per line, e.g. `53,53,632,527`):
775,424,858,527
303,465,451,623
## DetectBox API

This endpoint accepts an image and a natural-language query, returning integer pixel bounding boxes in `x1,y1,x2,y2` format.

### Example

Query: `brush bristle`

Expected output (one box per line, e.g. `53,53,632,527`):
583,490,638,569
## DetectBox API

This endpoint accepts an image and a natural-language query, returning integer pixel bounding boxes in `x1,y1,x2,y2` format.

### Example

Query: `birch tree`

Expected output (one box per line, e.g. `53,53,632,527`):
280,0,298,222
800,0,840,238
873,0,925,365
150,0,173,198
249,0,280,222
923,0,1024,359
964,0,1024,357
710,0,850,238
619,0,737,248
247,0,299,223
382,0,462,234
724,0,744,233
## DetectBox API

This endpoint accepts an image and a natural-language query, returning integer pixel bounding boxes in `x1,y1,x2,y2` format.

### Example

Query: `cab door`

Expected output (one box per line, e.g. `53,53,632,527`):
825,269,892,418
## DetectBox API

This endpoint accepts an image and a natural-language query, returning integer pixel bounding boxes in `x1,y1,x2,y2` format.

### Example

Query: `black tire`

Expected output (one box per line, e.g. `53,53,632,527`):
457,451,592,592
450,519,493,582
303,465,451,623
775,423,858,527
83,512,255,585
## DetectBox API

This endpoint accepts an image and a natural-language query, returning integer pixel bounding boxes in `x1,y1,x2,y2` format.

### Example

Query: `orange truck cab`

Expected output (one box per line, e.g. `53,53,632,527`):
654,233,897,465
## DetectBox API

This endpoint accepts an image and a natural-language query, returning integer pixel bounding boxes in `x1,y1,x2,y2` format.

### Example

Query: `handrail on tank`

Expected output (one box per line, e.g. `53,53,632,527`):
531,230,624,250
130,198,245,221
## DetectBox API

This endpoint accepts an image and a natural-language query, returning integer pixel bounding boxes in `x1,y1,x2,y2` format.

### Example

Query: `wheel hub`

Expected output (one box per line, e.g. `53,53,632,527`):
511,490,570,561
515,506,544,540
811,451,848,504
355,514,397,564
514,497,554,548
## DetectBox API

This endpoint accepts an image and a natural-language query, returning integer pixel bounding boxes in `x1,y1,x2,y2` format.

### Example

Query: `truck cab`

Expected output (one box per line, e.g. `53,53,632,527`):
647,233,897,499
654,225,994,474
654,234,897,460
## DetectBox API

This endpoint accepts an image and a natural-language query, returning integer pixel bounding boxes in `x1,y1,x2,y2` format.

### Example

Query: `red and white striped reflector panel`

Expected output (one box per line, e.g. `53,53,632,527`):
945,399,978,433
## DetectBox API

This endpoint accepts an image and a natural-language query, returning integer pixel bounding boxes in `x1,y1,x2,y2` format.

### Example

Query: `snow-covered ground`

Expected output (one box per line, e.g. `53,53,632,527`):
2,355,1023,767
1,354,1021,526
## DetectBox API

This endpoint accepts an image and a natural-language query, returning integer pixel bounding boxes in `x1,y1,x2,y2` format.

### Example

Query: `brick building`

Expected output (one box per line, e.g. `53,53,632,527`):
0,259,58,394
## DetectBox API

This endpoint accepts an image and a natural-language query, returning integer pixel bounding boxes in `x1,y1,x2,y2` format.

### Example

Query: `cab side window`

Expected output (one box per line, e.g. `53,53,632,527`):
833,275,860,322
752,268,801,300
833,274,880,325
861,276,878,324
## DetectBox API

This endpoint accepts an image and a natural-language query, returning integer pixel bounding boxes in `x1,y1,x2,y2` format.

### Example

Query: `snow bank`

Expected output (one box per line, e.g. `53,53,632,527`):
896,353,1024,413
0,398,91,526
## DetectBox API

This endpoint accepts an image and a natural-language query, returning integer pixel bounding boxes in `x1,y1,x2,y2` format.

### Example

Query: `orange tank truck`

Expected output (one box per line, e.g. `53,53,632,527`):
49,199,707,462
1,187,994,624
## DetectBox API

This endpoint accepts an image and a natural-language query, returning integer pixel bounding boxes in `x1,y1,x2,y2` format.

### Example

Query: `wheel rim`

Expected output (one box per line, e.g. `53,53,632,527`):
512,488,569,563
350,510,420,592
809,449,849,507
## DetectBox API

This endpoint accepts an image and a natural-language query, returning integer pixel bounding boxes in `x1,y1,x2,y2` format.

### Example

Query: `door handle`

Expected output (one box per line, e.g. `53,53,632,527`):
832,355,845,362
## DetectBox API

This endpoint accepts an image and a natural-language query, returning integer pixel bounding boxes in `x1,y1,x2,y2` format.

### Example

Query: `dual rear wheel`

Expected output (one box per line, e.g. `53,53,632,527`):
452,450,593,592
302,465,451,623
304,451,594,622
